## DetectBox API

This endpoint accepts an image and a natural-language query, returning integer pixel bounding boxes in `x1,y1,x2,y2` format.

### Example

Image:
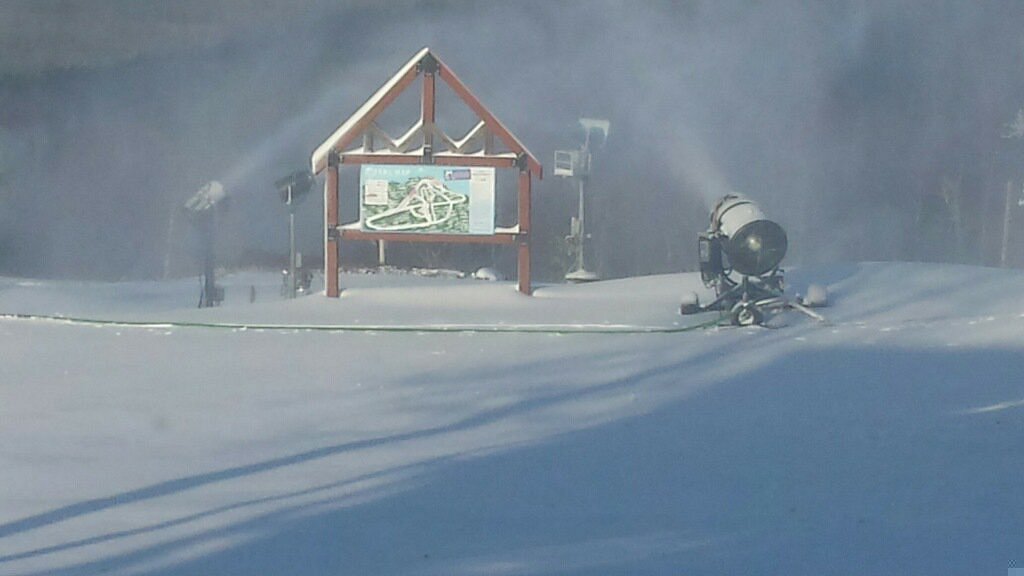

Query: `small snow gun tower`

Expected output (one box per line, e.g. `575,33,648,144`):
275,170,315,299
183,181,228,308
555,117,610,282
681,194,824,325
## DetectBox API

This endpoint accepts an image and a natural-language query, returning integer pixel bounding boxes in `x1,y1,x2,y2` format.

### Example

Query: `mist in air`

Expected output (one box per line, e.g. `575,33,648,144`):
1,0,1023,281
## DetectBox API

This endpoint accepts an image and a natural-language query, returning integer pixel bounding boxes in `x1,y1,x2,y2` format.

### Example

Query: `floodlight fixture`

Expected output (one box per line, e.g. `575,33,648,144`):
579,117,610,144
275,170,314,206
553,150,578,178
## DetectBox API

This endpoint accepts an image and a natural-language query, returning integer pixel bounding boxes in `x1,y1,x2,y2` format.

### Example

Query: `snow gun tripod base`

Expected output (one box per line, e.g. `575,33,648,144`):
680,271,827,326
680,230,827,326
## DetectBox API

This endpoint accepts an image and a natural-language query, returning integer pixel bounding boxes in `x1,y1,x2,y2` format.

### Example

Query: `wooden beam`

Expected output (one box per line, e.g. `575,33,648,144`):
517,237,531,295
334,67,420,154
339,153,518,168
453,120,487,153
312,66,421,173
484,127,495,154
433,155,517,168
394,120,424,152
518,169,531,234
422,68,435,155
430,124,460,154
324,162,340,297
517,170,532,295
341,154,422,166
340,228,518,245
436,60,543,177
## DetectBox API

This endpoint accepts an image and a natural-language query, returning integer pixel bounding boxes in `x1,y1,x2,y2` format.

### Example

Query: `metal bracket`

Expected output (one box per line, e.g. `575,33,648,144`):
327,151,340,168
516,153,529,172
417,53,439,75
421,145,433,164
327,226,341,241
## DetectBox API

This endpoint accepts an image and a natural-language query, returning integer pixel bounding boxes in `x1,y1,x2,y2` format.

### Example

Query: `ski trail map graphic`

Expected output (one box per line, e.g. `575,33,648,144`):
360,165,495,234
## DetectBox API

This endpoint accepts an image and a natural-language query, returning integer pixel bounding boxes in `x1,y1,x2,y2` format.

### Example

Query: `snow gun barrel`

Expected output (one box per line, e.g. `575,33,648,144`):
709,194,787,276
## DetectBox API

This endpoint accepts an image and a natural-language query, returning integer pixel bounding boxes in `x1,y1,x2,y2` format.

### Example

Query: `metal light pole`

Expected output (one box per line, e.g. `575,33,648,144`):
276,170,314,298
287,184,298,298
574,176,587,276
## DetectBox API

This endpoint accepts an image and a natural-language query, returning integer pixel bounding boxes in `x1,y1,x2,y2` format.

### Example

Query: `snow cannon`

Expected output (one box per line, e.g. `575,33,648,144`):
681,194,825,326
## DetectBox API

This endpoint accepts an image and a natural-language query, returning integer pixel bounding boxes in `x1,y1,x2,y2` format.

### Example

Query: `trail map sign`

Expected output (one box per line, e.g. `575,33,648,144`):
360,165,495,235
312,47,542,297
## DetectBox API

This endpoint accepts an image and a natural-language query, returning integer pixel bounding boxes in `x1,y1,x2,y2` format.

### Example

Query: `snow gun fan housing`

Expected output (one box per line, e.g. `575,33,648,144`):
709,195,787,277
683,194,814,326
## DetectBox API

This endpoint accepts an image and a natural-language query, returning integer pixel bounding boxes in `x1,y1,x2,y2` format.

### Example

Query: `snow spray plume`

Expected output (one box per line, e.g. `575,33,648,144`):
3,1,1024,279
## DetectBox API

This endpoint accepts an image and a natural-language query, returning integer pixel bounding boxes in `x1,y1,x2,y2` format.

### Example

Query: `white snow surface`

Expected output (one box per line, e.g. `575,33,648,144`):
0,262,1022,575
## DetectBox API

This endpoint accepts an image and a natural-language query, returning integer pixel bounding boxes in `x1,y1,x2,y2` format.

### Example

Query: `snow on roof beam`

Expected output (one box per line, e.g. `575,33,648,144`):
434,59,542,177
311,47,427,173
311,47,541,178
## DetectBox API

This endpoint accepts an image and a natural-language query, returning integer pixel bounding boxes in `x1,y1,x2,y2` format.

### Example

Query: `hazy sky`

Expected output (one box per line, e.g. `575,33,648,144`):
2,0,1023,279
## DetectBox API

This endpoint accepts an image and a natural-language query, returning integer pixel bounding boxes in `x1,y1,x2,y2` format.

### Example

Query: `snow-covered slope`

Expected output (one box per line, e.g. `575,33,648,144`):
1,263,1022,575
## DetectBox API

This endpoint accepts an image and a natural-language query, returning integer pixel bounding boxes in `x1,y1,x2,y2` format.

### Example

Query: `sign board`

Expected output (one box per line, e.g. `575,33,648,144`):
359,165,495,234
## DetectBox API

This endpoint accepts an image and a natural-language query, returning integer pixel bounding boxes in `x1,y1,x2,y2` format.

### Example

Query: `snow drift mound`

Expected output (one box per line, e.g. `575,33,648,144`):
0,262,1023,330
0,261,1022,575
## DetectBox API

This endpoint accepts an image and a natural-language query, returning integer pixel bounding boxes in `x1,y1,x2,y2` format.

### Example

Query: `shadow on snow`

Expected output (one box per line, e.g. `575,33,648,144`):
5,338,1024,576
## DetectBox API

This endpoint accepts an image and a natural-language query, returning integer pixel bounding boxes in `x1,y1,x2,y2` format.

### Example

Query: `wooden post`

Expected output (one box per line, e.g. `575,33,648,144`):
517,168,532,295
422,64,436,156
518,239,531,295
518,169,532,234
325,157,340,297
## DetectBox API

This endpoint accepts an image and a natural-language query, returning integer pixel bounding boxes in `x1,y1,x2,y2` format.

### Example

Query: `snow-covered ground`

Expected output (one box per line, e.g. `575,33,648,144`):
1,262,1022,575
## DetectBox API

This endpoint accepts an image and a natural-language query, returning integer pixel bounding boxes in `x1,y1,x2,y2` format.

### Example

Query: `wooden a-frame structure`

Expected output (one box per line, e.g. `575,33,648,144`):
311,47,542,297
